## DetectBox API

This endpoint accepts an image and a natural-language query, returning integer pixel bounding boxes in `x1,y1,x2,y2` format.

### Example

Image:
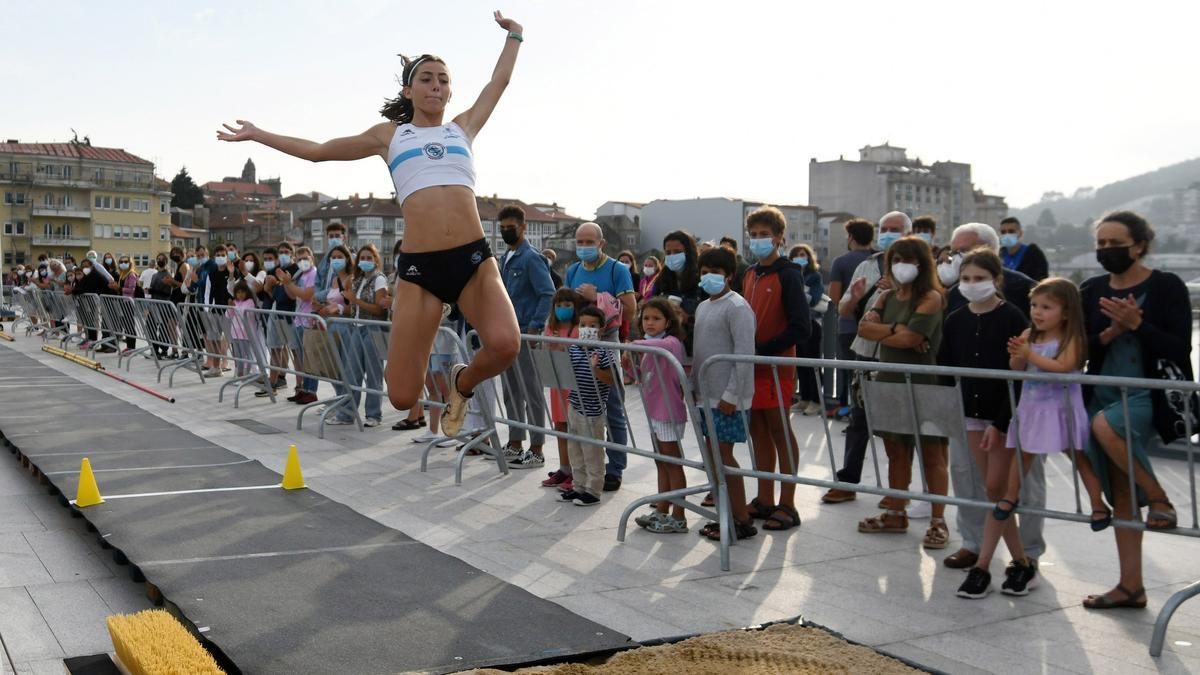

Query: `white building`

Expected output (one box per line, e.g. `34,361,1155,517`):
639,197,818,257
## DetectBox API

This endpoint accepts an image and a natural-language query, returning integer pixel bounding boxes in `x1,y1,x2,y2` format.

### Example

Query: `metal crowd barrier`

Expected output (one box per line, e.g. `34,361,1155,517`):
696,353,1200,654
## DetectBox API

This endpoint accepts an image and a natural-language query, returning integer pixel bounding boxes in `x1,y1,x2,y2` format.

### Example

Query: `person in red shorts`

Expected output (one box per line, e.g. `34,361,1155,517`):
741,206,811,531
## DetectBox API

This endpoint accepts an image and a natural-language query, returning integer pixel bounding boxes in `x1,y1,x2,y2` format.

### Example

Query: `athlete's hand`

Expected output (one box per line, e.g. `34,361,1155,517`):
217,120,258,142
494,11,523,35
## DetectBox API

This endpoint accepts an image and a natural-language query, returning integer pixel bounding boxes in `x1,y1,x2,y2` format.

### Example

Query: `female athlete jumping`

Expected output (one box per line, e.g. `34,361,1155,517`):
218,11,524,435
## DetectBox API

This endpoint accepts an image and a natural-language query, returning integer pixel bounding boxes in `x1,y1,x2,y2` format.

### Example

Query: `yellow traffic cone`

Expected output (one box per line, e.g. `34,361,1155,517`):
75,458,105,507
281,444,306,490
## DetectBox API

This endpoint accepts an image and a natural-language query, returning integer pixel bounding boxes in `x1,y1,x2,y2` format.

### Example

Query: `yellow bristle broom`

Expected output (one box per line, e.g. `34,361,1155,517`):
106,609,224,675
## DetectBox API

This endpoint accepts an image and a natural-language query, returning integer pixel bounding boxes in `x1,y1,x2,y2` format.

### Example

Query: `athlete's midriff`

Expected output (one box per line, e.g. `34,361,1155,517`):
399,185,485,253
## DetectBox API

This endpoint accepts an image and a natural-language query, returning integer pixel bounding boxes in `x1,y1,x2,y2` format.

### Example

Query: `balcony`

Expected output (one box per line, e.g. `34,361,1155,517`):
32,206,91,219
31,234,91,247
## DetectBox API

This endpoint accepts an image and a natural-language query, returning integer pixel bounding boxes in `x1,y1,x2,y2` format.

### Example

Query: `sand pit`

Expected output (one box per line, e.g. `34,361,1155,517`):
467,623,922,674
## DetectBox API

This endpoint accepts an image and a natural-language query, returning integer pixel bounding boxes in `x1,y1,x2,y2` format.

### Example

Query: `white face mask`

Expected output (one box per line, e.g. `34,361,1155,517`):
297,259,313,272
959,280,998,303
892,262,919,285
937,257,961,286
642,265,656,278
214,256,228,266
244,261,255,272
578,326,600,341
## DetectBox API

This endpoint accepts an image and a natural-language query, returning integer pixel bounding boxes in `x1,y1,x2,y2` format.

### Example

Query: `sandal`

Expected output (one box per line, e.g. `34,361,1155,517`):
391,417,425,431
701,492,715,508
747,497,774,520
993,498,1019,521
1091,507,1113,532
1083,584,1147,610
858,510,908,534
700,518,757,541
646,516,688,534
762,504,801,531
1147,500,1177,531
923,518,950,550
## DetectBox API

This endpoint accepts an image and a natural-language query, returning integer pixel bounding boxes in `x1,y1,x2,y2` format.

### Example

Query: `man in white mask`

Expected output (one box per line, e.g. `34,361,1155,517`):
938,222,1045,573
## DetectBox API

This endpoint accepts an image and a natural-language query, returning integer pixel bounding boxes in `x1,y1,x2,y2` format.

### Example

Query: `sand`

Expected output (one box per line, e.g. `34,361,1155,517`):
466,624,921,675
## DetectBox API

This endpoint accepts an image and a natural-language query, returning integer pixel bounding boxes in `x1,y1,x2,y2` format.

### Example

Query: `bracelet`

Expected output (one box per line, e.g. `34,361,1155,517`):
507,31,523,42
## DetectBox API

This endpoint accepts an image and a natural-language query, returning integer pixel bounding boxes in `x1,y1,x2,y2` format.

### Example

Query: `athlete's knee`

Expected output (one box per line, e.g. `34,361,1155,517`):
388,388,420,412
491,330,521,364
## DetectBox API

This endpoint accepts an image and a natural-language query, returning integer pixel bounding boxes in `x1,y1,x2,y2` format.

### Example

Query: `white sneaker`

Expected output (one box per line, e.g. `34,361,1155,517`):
803,402,823,416
791,399,810,411
440,364,470,437
908,500,932,519
435,438,458,447
412,431,441,444
364,418,381,428
324,417,354,426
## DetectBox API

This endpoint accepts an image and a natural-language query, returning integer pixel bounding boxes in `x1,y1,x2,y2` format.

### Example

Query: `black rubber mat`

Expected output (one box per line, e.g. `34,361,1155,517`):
0,347,632,673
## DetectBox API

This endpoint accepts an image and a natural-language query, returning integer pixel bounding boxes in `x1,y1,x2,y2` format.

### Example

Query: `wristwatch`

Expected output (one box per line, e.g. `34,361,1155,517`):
889,322,898,335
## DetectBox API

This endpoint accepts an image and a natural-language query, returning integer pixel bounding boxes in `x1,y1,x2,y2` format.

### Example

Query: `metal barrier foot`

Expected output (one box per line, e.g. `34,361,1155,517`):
1150,580,1200,656
453,430,500,485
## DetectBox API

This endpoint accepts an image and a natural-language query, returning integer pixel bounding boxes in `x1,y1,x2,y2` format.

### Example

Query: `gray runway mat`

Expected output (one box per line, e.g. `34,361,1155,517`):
0,347,631,673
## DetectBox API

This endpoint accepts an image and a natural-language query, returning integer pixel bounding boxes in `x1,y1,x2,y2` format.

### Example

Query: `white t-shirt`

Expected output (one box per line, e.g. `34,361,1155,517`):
139,267,158,290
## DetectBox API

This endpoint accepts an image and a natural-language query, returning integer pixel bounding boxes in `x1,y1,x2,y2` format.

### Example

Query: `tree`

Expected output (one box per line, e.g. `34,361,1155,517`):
170,167,205,209
1037,208,1058,229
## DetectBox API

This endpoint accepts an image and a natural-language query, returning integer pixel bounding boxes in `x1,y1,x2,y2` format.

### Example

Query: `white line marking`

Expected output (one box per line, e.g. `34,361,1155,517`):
70,484,281,503
24,445,219,457
139,541,413,566
46,459,256,475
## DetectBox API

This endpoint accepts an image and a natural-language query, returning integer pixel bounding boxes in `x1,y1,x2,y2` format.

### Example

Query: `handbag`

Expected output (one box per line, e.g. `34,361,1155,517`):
813,294,831,314
1154,357,1200,440
302,327,341,380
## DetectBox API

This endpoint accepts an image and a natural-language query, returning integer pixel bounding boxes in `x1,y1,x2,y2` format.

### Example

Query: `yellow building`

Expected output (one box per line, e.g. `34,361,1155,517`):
1,140,173,270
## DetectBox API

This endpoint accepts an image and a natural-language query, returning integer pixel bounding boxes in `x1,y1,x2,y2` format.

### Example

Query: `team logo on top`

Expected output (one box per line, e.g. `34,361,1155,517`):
423,143,446,160
406,265,421,277
470,251,483,265
444,126,461,139
399,129,416,137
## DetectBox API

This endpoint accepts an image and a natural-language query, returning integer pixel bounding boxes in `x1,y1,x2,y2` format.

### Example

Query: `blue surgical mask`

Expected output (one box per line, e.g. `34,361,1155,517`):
554,306,575,322
664,252,686,272
279,254,292,266
643,331,664,339
328,237,343,249
699,272,727,296
1000,233,1019,248
198,256,209,266
358,261,376,273
915,232,933,245
748,237,776,259
576,245,598,263
228,251,238,260
186,256,197,266
331,259,346,272
264,260,277,272
877,232,901,249
792,256,809,267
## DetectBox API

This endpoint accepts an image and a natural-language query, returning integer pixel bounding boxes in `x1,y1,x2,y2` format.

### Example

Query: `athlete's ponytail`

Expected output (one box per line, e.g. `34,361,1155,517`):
380,53,446,125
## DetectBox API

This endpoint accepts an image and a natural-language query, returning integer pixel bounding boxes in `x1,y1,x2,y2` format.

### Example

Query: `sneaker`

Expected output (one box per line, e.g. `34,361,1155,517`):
254,389,273,398
647,515,689,533
908,500,932,519
202,367,222,378
364,418,381,428
558,480,574,492
1001,559,1039,596
541,470,571,488
573,492,600,507
635,510,669,529
121,348,135,356
603,474,622,492
440,363,471,437
435,438,458,448
286,392,301,402
791,399,811,412
956,567,992,599
509,449,545,470
559,489,579,502
803,401,823,416
273,379,288,390
294,392,317,404
487,444,524,462
412,431,441,444
325,417,354,426
79,340,92,349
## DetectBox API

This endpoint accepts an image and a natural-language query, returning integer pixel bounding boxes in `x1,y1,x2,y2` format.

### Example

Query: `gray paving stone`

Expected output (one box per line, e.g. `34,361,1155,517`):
88,577,153,616
0,532,52,589
26,581,115,657
0,587,63,662
22,530,112,583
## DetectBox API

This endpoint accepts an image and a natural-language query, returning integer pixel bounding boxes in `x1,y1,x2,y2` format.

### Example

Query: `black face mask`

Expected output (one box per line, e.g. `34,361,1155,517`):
171,255,182,263
500,228,520,246
1096,246,1135,275
157,259,168,268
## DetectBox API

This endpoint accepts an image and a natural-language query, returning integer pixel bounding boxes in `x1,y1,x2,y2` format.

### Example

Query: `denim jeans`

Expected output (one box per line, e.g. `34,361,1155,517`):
604,381,629,478
344,325,384,421
294,325,318,394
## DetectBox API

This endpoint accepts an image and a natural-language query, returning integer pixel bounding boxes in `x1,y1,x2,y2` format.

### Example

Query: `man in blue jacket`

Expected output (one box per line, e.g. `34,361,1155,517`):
497,206,556,469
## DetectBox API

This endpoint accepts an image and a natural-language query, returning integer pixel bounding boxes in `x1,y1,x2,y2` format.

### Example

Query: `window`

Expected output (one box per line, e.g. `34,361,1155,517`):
93,168,104,181
122,197,130,210
159,201,167,214
2,222,10,235
102,196,111,209
357,216,383,233
100,224,111,238
62,224,72,237
62,194,72,208
95,195,103,209
15,192,24,205
160,227,169,241
123,225,132,239
310,219,324,235
3,192,10,205
43,223,53,237
44,192,55,207
62,165,71,179
141,226,150,239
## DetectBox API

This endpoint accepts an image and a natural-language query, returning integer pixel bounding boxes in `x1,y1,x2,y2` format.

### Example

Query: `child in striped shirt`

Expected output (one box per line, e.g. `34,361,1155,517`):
561,306,616,507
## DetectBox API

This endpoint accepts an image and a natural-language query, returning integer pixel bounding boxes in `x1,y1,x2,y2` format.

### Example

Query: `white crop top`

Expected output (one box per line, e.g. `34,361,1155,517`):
385,121,476,205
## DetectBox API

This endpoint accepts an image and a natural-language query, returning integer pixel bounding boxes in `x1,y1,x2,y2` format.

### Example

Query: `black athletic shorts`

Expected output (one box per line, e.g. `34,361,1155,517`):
396,238,493,303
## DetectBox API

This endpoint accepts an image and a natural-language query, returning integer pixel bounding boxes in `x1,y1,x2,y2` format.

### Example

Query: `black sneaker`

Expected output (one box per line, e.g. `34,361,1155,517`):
559,489,579,502
508,449,545,470
603,475,622,492
956,567,992,599
1001,559,1039,596
573,492,600,507
254,389,273,398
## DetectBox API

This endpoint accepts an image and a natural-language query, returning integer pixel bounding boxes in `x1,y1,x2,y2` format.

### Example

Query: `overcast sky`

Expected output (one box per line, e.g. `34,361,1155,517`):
8,1,1199,218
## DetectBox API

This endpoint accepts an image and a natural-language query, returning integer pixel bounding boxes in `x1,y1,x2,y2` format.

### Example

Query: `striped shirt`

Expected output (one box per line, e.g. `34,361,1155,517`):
566,344,614,417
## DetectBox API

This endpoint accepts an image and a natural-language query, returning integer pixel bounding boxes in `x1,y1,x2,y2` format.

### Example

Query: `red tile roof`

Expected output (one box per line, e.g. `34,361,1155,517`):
0,142,152,165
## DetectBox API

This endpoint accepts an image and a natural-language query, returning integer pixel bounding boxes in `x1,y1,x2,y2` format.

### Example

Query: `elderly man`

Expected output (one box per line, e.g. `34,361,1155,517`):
938,222,1046,570
564,221,636,491
496,205,556,468
821,211,910,504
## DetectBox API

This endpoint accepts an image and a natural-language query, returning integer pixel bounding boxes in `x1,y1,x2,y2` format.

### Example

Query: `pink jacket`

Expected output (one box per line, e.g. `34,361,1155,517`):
631,335,687,423
230,298,256,340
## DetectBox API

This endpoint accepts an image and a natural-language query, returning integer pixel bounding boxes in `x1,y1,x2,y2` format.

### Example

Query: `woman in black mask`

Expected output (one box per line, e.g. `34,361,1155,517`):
1079,210,1190,610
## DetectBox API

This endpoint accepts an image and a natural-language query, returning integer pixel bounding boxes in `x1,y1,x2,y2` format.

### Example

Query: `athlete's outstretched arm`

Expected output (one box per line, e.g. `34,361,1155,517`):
216,120,392,162
454,11,522,139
